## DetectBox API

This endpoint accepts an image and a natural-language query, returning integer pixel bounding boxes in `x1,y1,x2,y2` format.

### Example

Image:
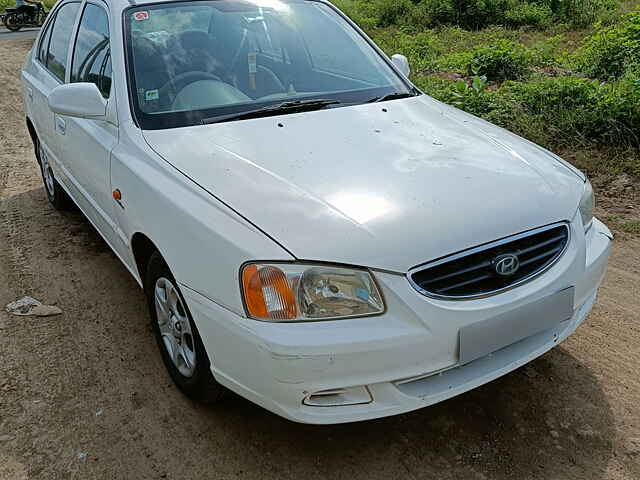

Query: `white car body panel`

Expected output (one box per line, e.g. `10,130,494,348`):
143,95,584,273
21,0,612,424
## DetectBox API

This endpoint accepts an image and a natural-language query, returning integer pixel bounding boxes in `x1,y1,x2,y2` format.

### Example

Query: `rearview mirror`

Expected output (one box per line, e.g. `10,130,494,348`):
48,83,107,119
391,54,410,78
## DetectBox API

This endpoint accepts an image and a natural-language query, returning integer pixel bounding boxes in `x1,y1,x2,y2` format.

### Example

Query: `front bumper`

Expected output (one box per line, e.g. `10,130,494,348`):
184,217,612,424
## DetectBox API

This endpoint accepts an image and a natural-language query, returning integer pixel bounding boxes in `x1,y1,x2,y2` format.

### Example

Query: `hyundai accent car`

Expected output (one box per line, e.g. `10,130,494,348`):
21,0,612,424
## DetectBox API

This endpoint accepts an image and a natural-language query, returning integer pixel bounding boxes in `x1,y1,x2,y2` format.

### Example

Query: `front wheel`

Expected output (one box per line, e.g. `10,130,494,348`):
3,12,22,31
36,138,73,210
145,252,224,403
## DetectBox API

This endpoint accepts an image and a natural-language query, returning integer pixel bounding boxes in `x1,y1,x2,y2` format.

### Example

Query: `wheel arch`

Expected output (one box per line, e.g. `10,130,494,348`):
131,232,162,288
25,117,40,163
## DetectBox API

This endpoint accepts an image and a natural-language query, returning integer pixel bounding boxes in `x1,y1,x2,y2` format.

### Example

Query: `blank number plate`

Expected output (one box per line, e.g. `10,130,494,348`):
458,287,574,365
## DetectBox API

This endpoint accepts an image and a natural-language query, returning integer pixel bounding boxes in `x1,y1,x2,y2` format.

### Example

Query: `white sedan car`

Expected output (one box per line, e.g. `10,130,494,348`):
22,0,612,424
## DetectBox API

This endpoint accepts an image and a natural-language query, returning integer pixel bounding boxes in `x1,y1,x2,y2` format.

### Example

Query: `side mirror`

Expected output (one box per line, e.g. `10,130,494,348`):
48,83,107,119
391,54,410,78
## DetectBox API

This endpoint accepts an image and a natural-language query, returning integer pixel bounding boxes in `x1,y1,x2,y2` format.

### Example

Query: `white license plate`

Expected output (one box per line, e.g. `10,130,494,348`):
458,287,574,365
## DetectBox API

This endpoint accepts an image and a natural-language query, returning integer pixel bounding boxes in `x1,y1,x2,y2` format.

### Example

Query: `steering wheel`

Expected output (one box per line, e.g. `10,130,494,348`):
159,71,222,109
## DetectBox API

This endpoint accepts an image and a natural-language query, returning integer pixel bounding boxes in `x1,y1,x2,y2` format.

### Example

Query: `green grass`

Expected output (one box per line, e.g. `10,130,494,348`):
622,220,640,233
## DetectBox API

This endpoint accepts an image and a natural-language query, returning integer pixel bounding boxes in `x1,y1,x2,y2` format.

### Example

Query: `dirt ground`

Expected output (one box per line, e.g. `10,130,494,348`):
1,38,639,480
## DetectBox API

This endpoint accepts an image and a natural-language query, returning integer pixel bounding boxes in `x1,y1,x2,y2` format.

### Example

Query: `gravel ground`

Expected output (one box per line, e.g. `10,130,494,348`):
1,39,639,480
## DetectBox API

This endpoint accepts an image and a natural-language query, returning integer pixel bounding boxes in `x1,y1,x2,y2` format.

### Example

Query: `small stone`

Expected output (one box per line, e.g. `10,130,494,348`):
550,430,559,438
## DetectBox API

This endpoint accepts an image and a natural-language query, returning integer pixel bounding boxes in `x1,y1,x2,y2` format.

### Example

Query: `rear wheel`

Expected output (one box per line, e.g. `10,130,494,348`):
145,252,224,403
36,138,73,210
3,12,22,31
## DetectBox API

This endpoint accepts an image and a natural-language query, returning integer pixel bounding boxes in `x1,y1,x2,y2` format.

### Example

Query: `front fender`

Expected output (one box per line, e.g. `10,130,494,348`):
110,122,294,315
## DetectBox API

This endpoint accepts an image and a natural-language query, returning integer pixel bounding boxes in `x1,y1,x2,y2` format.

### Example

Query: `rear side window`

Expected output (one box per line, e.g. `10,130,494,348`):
71,3,111,98
46,2,81,82
37,15,55,64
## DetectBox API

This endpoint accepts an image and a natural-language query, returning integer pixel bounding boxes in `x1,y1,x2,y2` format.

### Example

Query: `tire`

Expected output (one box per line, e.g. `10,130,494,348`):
3,13,22,31
36,137,74,210
145,252,224,403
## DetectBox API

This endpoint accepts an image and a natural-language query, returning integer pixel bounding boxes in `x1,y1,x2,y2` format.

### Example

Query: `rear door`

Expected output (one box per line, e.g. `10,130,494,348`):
61,1,122,252
22,1,81,186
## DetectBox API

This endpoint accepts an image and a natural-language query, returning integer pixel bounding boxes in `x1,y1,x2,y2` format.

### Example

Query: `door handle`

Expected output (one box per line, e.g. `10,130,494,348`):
55,116,66,135
26,87,33,101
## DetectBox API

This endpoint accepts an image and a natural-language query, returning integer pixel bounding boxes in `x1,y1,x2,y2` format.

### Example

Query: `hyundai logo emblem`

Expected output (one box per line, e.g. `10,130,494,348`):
494,253,520,276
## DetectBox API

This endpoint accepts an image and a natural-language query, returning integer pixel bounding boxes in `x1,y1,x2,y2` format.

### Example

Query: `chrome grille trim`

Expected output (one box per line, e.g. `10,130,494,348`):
407,223,571,300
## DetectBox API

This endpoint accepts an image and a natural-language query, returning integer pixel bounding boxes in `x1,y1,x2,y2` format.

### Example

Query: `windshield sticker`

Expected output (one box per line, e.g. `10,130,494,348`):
145,90,159,101
133,11,150,21
248,52,257,90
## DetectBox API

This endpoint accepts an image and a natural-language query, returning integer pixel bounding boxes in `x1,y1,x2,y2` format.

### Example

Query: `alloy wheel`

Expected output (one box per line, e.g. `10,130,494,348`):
39,142,56,198
154,277,197,378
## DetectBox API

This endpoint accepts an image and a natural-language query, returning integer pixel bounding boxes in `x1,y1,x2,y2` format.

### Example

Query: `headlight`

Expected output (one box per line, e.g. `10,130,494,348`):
241,263,385,322
579,179,595,232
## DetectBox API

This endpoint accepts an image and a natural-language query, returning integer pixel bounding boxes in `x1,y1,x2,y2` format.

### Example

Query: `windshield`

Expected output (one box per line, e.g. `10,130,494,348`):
125,0,414,129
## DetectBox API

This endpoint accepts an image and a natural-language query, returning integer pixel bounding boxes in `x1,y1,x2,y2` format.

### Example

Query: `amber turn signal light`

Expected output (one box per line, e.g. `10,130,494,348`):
242,264,297,320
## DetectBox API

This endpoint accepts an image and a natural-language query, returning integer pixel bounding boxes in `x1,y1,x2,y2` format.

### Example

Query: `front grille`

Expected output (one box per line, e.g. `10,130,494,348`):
409,224,570,299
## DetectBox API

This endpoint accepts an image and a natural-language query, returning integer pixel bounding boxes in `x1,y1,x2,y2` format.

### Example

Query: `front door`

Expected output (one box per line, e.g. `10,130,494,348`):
60,1,124,255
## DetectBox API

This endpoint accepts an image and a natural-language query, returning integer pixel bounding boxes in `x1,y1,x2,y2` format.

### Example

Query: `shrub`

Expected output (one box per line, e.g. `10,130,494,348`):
331,0,617,31
437,51,474,72
502,75,640,147
505,76,599,114
467,40,533,80
375,0,414,27
375,30,441,73
332,0,414,29
593,69,640,143
331,0,379,31
504,3,553,28
545,0,618,27
573,12,640,79
417,0,511,30
417,73,640,153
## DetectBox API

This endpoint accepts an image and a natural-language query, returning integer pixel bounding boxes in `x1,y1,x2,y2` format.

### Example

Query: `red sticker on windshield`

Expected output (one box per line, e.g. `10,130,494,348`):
133,11,149,21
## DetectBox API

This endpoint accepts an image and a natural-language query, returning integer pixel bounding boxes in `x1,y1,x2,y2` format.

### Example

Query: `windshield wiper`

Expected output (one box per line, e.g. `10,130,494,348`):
201,99,341,125
366,91,418,103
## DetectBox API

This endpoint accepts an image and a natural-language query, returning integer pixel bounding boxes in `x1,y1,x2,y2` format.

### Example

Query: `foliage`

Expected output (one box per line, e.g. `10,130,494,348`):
573,12,640,79
467,40,533,80
409,0,512,30
332,0,414,29
375,0,414,27
545,0,618,27
332,0,619,31
374,30,441,73
417,72,640,159
504,3,553,28
528,34,566,67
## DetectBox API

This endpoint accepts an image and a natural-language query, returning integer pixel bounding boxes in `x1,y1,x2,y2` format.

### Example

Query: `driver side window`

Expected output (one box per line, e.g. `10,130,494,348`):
71,3,112,98
45,2,81,82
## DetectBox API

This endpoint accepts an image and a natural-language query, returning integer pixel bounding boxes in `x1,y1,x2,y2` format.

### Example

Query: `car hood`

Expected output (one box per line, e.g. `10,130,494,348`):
143,95,584,273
